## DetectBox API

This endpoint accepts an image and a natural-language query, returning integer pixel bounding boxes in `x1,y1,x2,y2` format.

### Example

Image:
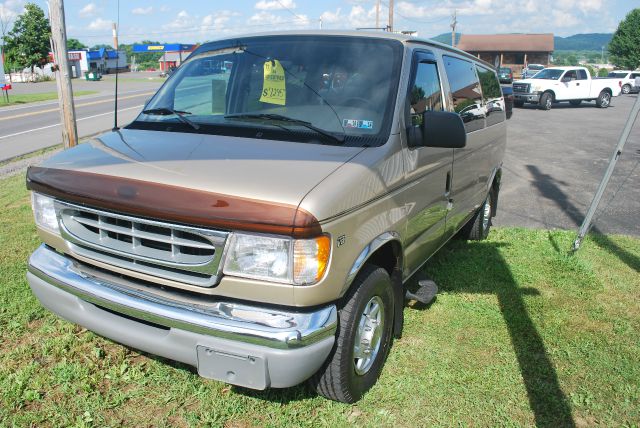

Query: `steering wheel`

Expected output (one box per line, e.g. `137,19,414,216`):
342,97,373,109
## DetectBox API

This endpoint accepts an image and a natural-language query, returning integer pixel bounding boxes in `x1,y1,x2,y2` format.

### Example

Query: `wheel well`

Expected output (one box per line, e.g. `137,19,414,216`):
366,241,402,277
543,90,555,101
360,240,404,338
490,169,501,217
602,88,613,95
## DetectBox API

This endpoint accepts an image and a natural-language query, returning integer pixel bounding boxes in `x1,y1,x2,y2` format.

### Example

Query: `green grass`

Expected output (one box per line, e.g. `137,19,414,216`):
1,171,639,427
0,91,98,107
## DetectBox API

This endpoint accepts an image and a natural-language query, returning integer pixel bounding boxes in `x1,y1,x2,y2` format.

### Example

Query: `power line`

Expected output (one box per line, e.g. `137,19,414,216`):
274,0,308,23
68,18,310,39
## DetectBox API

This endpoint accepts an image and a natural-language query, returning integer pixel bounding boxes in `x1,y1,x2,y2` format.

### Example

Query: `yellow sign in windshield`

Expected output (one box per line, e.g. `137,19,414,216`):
260,60,286,105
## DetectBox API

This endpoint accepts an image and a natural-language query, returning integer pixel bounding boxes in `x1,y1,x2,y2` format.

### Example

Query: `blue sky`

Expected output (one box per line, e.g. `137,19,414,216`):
1,0,639,45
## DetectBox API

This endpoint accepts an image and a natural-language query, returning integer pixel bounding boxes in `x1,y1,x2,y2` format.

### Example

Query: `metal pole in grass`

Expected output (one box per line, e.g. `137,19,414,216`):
573,93,640,251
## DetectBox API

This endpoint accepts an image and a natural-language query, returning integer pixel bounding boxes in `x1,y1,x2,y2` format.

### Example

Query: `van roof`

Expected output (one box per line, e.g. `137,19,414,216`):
192,30,496,69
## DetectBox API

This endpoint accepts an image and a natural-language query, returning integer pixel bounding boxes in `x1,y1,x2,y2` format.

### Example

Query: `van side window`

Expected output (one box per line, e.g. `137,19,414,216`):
408,61,443,127
443,55,483,132
476,65,504,126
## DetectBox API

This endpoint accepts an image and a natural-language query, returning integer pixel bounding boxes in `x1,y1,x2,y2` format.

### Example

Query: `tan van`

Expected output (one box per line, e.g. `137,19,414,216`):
26,31,507,403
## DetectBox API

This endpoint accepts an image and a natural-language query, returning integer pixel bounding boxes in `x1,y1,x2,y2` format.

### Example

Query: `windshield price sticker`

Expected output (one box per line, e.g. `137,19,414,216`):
343,119,373,129
260,60,286,105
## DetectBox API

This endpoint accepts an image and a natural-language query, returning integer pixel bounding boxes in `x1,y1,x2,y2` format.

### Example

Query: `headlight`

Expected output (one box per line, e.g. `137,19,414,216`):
31,192,59,233
223,233,330,285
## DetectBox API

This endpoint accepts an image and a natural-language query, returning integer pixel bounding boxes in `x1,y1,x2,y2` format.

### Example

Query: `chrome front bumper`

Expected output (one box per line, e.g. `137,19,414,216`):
514,92,541,103
27,245,337,389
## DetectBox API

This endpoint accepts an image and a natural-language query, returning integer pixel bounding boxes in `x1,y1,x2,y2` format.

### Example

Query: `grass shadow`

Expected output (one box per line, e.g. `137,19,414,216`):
527,164,639,272
421,239,575,427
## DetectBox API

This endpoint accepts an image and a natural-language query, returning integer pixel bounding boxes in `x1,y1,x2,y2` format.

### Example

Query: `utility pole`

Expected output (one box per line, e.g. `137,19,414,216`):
388,0,394,32
375,0,380,29
451,9,457,47
49,0,78,148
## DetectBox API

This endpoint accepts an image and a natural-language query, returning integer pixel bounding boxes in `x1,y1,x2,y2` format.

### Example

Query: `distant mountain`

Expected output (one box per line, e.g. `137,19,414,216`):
553,33,612,51
431,32,461,46
430,32,613,51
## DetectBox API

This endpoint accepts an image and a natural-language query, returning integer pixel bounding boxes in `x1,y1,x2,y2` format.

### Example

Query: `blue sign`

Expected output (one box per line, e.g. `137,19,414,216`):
132,44,195,53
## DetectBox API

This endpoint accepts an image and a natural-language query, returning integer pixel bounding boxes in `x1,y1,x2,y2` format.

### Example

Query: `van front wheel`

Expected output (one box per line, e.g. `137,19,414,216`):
310,265,394,403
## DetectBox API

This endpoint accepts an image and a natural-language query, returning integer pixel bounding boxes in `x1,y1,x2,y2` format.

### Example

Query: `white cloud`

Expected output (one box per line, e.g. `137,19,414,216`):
255,0,296,11
87,17,111,31
164,10,194,30
247,10,309,27
79,3,98,18
552,10,581,27
132,6,153,15
202,10,237,29
159,5,170,12
319,4,393,29
320,8,342,24
0,0,24,29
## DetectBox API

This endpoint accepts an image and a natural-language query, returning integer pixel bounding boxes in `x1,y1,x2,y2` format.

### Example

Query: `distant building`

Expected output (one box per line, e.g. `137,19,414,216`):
50,48,128,77
457,34,554,76
131,44,196,71
86,48,128,74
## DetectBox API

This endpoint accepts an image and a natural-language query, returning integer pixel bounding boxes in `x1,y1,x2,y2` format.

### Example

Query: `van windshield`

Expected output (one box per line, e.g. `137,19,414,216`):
131,36,403,146
531,69,563,80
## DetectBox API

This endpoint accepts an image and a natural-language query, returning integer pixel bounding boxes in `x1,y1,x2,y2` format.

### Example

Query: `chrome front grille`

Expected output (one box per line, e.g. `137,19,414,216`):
55,201,228,287
513,83,530,93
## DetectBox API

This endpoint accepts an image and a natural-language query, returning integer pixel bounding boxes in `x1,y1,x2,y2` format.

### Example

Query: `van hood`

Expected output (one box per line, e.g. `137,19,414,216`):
30,129,365,236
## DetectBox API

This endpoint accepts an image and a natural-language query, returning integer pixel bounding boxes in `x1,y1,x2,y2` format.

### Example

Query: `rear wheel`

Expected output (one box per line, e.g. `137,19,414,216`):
570,99,582,106
539,92,552,110
311,265,394,403
458,188,496,241
622,84,631,94
596,90,611,108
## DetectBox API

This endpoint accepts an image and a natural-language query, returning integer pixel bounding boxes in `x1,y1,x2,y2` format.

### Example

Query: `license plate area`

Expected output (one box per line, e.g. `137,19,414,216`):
196,346,267,390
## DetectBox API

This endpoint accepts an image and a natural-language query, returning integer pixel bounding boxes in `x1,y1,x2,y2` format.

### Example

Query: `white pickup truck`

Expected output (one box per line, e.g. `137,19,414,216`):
608,70,640,94
512,66,622,110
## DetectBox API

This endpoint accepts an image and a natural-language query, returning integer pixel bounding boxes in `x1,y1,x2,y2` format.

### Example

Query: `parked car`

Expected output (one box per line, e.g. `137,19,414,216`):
606,70,640,94
26,31,507,403
498,67,513,83
512,66,622,110
521,63,544,79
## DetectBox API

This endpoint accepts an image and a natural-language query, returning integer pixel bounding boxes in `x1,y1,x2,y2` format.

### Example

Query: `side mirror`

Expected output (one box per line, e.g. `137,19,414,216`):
562,76,573,83
408,110,466,149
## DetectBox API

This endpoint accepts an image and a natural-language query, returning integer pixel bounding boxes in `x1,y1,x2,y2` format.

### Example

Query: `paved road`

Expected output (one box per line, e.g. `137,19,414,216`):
0,74,162,161
494,93,640,236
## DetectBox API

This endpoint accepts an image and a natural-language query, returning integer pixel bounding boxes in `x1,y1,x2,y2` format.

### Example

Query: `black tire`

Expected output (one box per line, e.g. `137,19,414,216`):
514,100,525,108
539,92,552,110
459,188,495,241
569,99,582,106
310,265,394,403
622,84,631,95
596,90,611,108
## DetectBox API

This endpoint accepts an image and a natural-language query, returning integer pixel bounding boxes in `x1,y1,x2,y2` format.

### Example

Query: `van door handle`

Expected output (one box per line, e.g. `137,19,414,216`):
445,171,452,197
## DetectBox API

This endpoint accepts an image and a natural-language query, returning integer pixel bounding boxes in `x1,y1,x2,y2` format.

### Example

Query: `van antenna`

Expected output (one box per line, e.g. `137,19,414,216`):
112,0,120,131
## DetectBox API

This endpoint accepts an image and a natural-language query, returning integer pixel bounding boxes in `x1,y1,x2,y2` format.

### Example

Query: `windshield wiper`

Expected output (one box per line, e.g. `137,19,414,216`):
142,107,200,130
224,113,345,144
